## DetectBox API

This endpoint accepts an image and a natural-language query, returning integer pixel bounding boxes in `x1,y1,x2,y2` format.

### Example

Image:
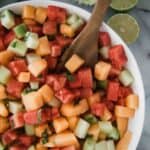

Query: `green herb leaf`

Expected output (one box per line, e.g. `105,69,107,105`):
96,80,108,89
84,114,98,124
11,41,17,48
22,87,36,95
41,129,49,144
65,72,75,82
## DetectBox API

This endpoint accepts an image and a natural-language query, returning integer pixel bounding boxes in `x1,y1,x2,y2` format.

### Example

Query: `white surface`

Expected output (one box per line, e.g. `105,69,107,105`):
0,0,145,149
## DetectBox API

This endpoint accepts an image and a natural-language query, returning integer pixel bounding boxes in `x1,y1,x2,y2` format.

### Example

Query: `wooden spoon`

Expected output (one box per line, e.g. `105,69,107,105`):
58,0,111,70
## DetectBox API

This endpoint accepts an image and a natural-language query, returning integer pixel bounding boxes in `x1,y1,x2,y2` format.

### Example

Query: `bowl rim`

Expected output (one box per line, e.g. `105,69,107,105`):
0,0,145,149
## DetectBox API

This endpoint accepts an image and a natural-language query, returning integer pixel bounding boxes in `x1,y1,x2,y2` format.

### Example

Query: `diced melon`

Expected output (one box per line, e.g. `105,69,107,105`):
28,59,47,77
0,51,14,65
8,39,28,57
116,130,132,150
0,117,9,133
60,24,75,38
8,101,23,114
36,143,48,150
22,91,44,111
0,66,11,85
44,131,78,148
18,72,30,83
94,61,111,80
0,85,7,100
0,102,9,117
95,141,107,150
65,54,85,73
47,96,61,108
53,117,69,133
26,53,41,64
88,93,101,107
35,124,51,137
22,5,36,19
30,81,39,90
125,94,139,109
25,124,35,136
36,36,51,56
38,84,54,103
23,19,37,25
35,7,47,24
88,123,100,141
116,117,128,138
67,116,79,131
101,107,112,121
115,105,135,118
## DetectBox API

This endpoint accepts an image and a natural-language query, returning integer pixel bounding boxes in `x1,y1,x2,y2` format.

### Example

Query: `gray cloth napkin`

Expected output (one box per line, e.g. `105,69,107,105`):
137,0,150,11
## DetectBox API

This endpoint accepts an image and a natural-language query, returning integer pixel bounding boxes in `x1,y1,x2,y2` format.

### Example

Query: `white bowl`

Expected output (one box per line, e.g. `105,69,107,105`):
0,1,145,149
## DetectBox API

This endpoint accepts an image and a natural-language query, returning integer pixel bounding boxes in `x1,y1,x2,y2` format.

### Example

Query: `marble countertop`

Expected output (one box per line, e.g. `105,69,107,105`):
0,0,150,149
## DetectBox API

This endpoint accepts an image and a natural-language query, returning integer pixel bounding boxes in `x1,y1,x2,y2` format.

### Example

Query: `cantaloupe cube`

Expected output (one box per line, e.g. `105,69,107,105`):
18,72,30,83
22,91,44,111
23,19,37,25
35,7,47,24
28,59,47,77
125,94,139,109
88,123,100,141
101,107,112,121
0,51,14,65
38,84,54,103
0,85,7,100
0,102,9,117
60,24,75,38
0,117,9,133
36,36,51,56
22,5,36,19
36,143,48,150
35,124,51,137
88,93,101,107
65,54,85,73
67,116,79,131
53,117,69,133
94,61,111,80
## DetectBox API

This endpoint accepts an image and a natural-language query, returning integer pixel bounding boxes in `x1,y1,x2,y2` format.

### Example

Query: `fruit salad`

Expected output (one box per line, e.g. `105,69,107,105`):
0,5,139,150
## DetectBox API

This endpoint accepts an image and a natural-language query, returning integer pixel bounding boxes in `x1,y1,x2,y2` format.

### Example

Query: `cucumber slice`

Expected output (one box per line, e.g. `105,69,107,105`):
107,140,115,150
84,114,98,124
0,66,11,84
26,53,41,64
108,127,120,141
75,118,90,139
25,124,35,136
99,121,113,135
13,23,27,38
28,145,35,150
8,101,23,114
25,32,39,49
95,141,107,150
30,82,39,90
0,142,5,150
8,39,28,57
83,137,96,150
47,97,61,107
119,69,134,86
0,10,15,29
99,46,109,59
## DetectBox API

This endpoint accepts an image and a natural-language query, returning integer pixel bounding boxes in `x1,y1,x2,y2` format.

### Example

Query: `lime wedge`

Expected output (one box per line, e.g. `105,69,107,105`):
107,14,140,44
76,0,96,6
110,0,138,11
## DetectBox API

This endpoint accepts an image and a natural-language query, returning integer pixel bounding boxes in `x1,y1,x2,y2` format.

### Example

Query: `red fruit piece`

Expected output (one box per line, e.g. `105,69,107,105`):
51,108,60,120
0,37,5,51
46,55,57,69
43,21,57,35
10,144,27,150
19,135,35,147
107,81,120,101
118,86,133,99
69,75,82,89
80,88,93,99
28,25,43,36
78,68,93,88
109,45,127,69
4,30,16,46
46,74,67,91
91,102,105,117
51,44,62,57
6,79,24,98
8,59,27,76
2,130,18,145
10,112,24,129
55,88,75,104
99,31,111,46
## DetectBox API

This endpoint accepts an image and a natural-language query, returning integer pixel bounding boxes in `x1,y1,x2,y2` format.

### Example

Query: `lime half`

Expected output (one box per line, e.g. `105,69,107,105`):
107,14,140,44
110,0,138,11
